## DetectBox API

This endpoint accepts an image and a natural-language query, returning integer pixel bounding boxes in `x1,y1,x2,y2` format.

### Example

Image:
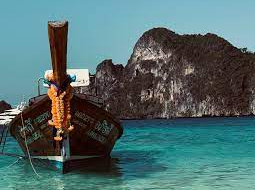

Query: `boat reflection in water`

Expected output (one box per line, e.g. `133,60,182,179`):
32,156,123,177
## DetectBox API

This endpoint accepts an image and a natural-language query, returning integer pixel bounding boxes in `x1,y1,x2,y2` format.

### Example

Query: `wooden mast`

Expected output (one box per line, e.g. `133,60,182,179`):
48,21,68,86
47,21,68,153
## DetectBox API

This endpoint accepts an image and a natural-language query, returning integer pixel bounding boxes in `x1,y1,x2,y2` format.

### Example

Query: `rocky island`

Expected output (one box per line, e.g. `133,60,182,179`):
92,28,255,119
1,28,255,120
0,100,11,114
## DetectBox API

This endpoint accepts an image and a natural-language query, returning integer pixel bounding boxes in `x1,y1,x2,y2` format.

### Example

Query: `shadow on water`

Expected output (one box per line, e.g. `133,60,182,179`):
0,150,168,190
48,149,167,179
69,156,123,177
19,156,122,177
20,150,167,179
111,150,168,179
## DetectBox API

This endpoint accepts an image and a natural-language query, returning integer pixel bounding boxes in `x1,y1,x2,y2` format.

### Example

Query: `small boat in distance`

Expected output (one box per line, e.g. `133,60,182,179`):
8,21,123,173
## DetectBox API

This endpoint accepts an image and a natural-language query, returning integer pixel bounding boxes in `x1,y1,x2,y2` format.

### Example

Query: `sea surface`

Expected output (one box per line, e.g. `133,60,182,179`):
1,117,255,190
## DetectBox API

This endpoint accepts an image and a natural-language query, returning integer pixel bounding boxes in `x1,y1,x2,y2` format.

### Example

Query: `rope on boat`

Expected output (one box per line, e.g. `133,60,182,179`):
6,157,23,168
0,153,23,170
0,126,8,153
0,152,24,158
20,109,41,178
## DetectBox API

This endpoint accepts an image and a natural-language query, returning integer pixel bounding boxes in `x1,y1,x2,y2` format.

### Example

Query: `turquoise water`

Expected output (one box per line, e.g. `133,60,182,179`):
1,117,255,189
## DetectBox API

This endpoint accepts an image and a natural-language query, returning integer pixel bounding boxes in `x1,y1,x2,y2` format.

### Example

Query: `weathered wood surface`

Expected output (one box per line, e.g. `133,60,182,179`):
9,95,123,157
48,21,68,86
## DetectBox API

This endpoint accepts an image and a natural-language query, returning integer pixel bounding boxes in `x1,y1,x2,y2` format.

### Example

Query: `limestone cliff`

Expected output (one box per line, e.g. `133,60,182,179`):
93,28,255,119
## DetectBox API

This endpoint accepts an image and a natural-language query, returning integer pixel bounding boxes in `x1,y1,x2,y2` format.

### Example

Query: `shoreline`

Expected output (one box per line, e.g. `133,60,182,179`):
120,114,255,121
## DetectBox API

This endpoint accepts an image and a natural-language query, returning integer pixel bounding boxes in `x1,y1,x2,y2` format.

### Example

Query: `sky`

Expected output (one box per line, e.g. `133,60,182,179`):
1,0,255,105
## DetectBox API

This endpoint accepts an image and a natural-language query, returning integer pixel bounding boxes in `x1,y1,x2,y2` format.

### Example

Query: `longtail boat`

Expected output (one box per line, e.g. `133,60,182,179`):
8,21,123,173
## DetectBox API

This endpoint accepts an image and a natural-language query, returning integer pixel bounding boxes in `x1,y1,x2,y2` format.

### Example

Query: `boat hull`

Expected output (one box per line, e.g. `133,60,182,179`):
9,94,123,173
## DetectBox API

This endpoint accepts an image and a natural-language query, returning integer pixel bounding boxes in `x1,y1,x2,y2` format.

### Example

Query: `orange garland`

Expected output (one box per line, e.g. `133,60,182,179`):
46,73,74,141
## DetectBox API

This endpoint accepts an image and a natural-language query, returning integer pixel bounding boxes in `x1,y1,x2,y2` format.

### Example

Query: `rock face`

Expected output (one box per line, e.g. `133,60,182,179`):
94,28,255,119
0,100,11,114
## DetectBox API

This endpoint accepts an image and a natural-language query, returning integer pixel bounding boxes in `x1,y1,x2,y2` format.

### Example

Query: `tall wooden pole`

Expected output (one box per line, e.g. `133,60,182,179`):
48,21,68,86
48,21,68,153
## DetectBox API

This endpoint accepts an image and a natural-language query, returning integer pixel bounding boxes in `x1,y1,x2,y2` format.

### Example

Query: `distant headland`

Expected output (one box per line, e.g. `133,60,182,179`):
2,28,255,119
91,28,255,119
